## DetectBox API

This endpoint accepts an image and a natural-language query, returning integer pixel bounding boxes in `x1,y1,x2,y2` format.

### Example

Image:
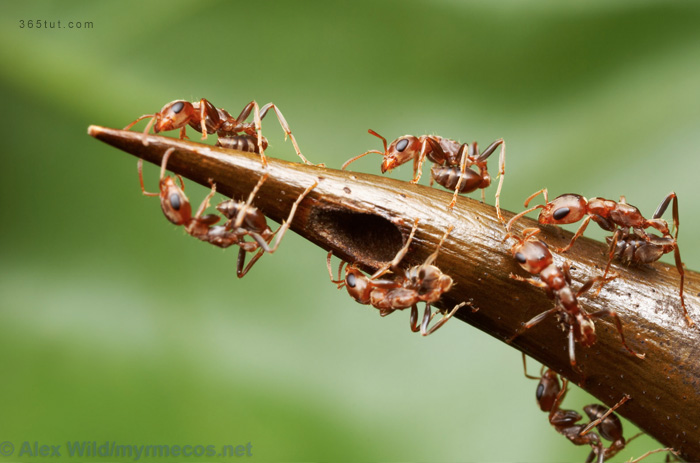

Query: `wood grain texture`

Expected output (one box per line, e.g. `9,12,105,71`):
89,125,700,461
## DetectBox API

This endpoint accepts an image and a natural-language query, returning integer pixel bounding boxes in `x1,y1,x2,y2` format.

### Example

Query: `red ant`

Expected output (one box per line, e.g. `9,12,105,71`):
327,220,469,336
507,190,691,326
505,227,644,371
522,355,634,463
139,148,317,277
124,98,312,166
342,130,506,220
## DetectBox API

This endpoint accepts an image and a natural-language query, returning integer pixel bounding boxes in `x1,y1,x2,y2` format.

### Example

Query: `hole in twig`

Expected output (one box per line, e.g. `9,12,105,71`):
311,208,403,265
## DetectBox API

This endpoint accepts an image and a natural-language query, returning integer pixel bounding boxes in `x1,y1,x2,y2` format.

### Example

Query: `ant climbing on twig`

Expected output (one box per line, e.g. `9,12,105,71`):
504,227,644,371
139,148,317,277
342,130,505,220
507,189,691,326
125,98,313,166
327,220,470,336
522,355,635,463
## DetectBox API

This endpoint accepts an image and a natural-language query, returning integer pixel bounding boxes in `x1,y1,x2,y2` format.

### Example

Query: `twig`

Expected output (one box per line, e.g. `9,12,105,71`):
88,125,700,461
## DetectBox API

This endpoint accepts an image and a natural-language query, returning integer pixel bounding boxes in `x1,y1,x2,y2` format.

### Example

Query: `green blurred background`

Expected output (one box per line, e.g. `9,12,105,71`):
1,1,699,462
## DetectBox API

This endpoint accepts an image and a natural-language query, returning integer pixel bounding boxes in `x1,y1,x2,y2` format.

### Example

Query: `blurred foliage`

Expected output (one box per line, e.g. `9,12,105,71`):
0,1,699,462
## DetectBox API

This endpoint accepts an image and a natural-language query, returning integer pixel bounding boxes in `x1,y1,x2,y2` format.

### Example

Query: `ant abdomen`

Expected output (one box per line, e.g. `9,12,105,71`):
430,165,486,193
217,134,268,154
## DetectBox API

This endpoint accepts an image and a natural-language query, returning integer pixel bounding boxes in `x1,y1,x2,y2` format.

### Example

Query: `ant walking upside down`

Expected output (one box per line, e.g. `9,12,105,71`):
504,226,644,371
139,148,317,277
328,220,470,336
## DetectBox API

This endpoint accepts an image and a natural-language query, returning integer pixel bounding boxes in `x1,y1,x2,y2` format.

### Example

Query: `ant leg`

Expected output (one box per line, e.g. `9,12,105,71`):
259,103,315,165
237,247,265,278
137,159,159,197
579,395,630,436
448,144,470,210
423,224,454,267
192,182,218,220
474,138,506,223
509,273,550,291
251,101,267,167
369,218,420,279
233,173,270,229
421,302,466,336
199,99,209,140
507,306,559,344
236,101,268,167
127,115,157,147
410,137,431,184
549,376,569,420
521,353,547,380
673,245,692,326
567,323,582,372
627,448,678,463
264,180,319,253
139,147,176,196
588,309,645,359
409,304,422,332
377,219,422,274
557,216,592,253
594,229,622,296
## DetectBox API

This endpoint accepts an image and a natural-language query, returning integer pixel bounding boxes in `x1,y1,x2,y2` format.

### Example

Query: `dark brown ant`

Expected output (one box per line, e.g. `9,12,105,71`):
327,220,469,336
125,98,312,166
505,227,644,371
507,189,691,326
139,148,317,277
522,355,633,463
342,130,505,219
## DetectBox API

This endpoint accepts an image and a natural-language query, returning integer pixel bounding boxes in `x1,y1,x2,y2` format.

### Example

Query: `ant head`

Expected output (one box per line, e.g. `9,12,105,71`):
512,238,552,275
535,369,561,412
538,194,588,225
159,176,192,226
343,266,372,304
154,100,195,133
380,135,422,173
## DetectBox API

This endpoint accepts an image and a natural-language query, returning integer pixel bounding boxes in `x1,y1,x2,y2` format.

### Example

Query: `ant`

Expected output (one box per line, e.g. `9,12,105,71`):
139,148,317,277
505,227,644,371
522,355,633,463
342,130,506,220
124,98,312,166
507,190,691,326
327,220,469,336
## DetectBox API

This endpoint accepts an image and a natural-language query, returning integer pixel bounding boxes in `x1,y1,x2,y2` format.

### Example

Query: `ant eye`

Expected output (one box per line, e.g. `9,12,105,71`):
169,193,181,210
396,138,409,152
515,252,526,264
171,101,185,114
536,383,545,400
346,273,356,288
553,207,570,220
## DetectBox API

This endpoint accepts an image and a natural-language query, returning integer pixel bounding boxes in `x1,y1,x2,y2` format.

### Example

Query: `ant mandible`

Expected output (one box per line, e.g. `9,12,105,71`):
342,130,506,220
125,98,313,166
522,355,634,463
327,220,469,336
139,148,317,277
507,189,691,326
505,227,644,371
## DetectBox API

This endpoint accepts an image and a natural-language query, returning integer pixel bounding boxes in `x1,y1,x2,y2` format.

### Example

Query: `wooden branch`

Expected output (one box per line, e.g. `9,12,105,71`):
89,125,700,461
